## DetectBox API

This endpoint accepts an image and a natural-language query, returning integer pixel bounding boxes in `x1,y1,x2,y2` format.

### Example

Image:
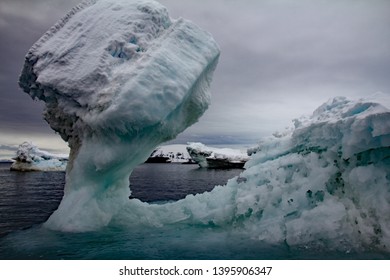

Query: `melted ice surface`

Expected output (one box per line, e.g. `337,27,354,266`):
19,0,220,231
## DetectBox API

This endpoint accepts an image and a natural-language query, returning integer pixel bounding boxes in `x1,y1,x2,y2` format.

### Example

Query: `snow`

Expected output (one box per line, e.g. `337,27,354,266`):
147,144,192,163
19,0,219,231
10,142,68,171
186,142,249,168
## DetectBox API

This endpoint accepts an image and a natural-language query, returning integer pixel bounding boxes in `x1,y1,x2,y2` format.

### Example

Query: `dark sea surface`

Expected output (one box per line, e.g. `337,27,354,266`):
0,162,389,260
0,163,240,237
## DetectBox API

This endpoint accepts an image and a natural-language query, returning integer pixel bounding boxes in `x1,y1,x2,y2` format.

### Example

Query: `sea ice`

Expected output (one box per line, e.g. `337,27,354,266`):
10,142,68,172
19,0,220,231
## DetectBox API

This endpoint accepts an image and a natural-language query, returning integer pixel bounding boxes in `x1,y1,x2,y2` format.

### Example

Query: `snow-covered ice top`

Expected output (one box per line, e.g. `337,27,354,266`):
187,142,249,168
10,142,68,171
19,0,219,231
20,0,219,151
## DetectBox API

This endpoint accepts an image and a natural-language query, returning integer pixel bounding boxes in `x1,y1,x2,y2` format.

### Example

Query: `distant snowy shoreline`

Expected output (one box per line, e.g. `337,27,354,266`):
146,144,193,163
8,142,250,170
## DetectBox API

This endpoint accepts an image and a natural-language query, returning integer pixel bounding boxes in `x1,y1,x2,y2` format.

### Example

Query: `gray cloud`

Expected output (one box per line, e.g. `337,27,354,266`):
0,144,18,160
0,1,80,135
0,0,81,25
159,0,390,141
0,144,17,150
0,0,389,154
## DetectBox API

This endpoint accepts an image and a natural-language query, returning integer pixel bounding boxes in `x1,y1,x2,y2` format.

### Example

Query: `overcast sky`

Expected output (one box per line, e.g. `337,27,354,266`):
0,0,389,159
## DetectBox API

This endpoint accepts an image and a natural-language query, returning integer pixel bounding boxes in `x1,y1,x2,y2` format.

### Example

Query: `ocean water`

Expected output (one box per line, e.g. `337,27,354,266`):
0,163,388,260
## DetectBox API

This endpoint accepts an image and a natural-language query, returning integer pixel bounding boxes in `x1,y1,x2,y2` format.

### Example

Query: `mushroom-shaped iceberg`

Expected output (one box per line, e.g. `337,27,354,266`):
19,0,220,231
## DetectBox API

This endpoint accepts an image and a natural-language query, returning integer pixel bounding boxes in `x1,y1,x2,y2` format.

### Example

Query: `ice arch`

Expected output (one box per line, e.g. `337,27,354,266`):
19,0,220,231
19,0,390,251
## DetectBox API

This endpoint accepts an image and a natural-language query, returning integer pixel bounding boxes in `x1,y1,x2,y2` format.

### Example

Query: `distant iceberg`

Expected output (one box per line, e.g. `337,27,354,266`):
10,142,68,172
187,142,249,168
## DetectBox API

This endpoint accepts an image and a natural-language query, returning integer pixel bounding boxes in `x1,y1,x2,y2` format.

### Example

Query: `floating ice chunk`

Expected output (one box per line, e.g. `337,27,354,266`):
19,0,220,231
10,142,68,172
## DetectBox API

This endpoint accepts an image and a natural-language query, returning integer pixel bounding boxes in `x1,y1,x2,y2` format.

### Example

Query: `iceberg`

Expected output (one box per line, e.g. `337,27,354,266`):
18,0,390,252
187,142,249,168
115,97,390,251
19,0,220,231
10,142,68,172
